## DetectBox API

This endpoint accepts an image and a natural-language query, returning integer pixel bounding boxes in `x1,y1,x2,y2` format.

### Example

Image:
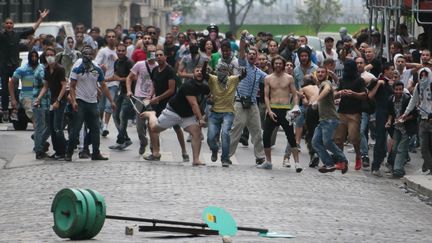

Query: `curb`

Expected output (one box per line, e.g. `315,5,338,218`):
403,175,432,198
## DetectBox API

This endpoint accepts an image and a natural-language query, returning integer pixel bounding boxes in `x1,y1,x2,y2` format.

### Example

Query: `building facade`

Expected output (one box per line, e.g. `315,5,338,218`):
1,0,173,35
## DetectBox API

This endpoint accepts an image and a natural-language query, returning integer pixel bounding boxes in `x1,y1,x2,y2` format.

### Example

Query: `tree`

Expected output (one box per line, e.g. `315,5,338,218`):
296,0,342,35
174,0,276,33
224,0,276,33
172,0,211,21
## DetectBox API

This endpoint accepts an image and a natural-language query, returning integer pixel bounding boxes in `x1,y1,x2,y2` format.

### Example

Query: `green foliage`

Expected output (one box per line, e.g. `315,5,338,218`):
296,0,342,35
172,0,211,19
179,24,368,36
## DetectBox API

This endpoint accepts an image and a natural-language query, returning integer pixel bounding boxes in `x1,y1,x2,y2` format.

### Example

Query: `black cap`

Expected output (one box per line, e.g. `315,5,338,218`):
342,36,352,42
324,36,334,42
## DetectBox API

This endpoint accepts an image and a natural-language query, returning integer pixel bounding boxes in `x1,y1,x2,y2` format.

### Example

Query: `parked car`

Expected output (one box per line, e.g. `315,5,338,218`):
13,21,74,38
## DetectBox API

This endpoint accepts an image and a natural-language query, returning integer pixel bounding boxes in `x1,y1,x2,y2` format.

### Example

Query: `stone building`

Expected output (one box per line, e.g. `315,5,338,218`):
1,0,173,35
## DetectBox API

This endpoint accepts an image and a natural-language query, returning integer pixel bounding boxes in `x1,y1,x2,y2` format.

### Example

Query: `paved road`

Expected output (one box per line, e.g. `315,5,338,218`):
0,123,431,242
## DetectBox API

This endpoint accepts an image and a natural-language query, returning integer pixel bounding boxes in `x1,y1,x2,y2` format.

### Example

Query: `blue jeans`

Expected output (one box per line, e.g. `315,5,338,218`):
67,99,101,155
33,107,50,153
50,100,67,154
207,112,234,162
312,119,347,166
389,130,409,177
100,85,118,114
360,112,369,157
372,111,388,171
113,94,134,144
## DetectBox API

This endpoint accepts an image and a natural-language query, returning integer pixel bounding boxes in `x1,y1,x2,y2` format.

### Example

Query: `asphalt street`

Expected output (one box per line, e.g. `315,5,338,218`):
0,122,431,242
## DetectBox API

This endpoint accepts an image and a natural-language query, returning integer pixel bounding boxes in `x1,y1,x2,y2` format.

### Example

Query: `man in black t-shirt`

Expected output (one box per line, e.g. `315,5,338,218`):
333,60,367,171
109,43,135,150
140,65,210,166
364,47,382,78
0,9,49,122
35,47,67,159
368,62,395,176
148,49,189,161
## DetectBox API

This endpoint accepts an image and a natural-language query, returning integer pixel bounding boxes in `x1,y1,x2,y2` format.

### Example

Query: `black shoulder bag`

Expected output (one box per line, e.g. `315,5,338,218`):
237,68,257,109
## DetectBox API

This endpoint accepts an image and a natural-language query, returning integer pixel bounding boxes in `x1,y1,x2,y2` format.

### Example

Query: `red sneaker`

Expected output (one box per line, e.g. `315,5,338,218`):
355,158,362,170
335,161,348,174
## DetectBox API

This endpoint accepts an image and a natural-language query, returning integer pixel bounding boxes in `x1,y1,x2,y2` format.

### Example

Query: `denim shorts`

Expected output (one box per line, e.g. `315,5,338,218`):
294,105,306,128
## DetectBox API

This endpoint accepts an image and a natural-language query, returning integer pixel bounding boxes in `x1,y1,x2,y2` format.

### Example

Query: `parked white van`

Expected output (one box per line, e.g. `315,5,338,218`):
13,21,74,37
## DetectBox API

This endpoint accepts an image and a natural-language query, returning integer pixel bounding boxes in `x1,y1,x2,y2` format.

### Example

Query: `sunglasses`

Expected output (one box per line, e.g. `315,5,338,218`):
136,36,143,39
148,32,156,35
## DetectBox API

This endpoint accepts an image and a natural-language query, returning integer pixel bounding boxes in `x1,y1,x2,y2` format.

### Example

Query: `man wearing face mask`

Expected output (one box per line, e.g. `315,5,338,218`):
210,40,239,75
56,36,82,79
401,67,432,175
35,47,67,160
126,44,158,155
65,46,116,161
204,61,246,167
178,39,208,82
9,51,48,159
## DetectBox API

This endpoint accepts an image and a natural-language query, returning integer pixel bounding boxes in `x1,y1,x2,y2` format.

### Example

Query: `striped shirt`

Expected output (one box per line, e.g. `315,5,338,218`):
236,58,267,104
70,59,104,103
12,63,49,108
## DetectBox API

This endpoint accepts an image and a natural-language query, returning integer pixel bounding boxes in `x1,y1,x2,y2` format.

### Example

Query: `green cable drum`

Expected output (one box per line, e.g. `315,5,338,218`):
71,189,97,240
51,188,88,238
82,189,106,239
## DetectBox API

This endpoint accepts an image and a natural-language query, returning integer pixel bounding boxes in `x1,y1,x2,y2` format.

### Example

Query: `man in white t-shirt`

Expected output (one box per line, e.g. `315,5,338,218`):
65,45,116,161
95,29,118,137
126,44,158,155
394,54,422,88
317,37,338,66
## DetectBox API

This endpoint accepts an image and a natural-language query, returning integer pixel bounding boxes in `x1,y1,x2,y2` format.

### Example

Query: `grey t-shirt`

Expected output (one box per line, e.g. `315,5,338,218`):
318,80,339,121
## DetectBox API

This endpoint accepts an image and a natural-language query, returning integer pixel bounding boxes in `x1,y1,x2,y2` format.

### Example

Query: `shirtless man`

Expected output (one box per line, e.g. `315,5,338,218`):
299,75,320,167
257,56,301,171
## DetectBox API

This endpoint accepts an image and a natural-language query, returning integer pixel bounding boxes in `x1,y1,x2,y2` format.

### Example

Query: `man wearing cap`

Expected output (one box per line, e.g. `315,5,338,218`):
336,27,348,51
317,37,338,66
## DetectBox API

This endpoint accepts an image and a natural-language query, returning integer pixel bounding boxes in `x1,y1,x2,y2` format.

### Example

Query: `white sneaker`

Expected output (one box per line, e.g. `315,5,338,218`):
256,161,272,170
347,148,355,153
372,169,383,177
102,124,109,137
420,169,431,175
282,157,291,168
295,162,303,173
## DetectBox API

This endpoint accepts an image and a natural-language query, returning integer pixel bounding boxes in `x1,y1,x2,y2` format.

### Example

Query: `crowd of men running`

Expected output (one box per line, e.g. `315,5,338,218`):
1,10,432,178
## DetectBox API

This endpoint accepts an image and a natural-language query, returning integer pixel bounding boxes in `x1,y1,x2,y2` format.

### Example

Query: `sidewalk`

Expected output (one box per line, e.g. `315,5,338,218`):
391,148,432,198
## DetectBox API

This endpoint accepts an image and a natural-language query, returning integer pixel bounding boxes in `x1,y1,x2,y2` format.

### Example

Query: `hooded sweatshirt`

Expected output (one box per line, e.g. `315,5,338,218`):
337,59,365,114
56,36,81,78
404,67,432,119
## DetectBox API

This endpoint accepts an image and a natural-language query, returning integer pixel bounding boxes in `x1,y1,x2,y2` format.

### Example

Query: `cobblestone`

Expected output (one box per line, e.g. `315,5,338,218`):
0,127,431,242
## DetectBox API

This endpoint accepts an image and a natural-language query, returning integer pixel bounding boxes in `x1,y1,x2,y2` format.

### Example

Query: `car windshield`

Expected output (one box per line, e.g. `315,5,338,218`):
14,26,60,37
34,26,60,37
307,37,323,52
